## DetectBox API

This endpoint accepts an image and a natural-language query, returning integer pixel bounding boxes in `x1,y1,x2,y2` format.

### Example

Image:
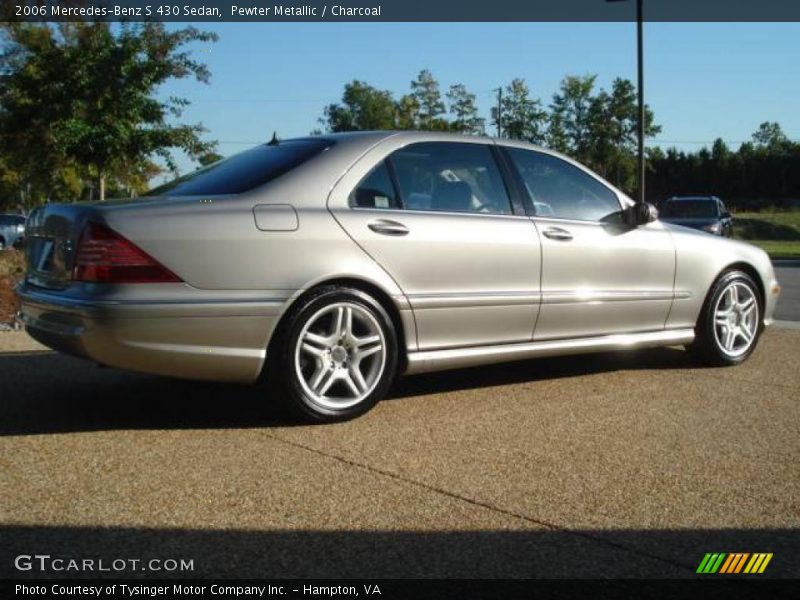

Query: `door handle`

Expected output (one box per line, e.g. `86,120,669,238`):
368,219,409,236
542,227,573,241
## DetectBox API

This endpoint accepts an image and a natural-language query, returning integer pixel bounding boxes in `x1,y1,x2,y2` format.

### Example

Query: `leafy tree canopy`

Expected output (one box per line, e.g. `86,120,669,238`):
0,22,217,203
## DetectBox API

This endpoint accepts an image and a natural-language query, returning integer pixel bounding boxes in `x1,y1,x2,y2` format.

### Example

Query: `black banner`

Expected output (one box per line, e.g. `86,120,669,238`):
6,0,800,23
4,579,800,600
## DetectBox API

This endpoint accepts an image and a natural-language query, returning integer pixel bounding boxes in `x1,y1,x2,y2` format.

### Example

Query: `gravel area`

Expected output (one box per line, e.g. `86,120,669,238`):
1,329,798,578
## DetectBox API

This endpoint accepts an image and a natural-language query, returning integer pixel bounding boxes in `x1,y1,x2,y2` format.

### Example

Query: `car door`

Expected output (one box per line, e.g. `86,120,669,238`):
329,140,541,351
502,146,676,341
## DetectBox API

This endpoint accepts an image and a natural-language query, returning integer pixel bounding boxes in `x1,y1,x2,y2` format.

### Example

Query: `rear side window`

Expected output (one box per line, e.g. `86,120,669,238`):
391,143,511,214
349,161,402,209
507,148,620,221
350,143,512,215
148,139,332,196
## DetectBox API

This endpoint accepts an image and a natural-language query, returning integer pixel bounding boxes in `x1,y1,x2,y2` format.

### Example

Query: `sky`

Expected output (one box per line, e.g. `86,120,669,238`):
159,22,800,178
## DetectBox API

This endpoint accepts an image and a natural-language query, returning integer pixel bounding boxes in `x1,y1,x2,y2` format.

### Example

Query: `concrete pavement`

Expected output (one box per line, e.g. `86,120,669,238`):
1,329,798,578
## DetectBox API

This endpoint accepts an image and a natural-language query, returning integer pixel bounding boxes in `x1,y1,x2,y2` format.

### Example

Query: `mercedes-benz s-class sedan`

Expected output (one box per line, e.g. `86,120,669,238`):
18,132,781,422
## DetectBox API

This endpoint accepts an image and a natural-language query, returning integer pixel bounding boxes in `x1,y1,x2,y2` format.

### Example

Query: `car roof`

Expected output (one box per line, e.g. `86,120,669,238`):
296,130,552,153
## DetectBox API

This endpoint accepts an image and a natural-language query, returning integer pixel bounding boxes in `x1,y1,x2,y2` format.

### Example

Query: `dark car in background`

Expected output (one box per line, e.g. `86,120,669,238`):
659,196,733,237
0,214,26,250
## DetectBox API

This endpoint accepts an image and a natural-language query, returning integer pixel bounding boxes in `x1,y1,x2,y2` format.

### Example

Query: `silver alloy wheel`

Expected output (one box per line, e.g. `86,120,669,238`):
713,281,759,358
294,302,387,409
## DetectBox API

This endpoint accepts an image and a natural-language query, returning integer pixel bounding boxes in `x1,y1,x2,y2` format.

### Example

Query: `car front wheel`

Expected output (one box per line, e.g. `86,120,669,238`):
272,286,398,422
688,270,762,366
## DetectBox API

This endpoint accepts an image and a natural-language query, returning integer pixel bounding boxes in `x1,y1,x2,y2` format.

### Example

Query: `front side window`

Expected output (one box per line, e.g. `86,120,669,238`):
507,148,620,221
148,139,332,196
388,142,512,215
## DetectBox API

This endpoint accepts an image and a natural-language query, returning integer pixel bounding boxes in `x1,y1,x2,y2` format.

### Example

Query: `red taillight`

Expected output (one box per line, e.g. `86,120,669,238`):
72,222,181,283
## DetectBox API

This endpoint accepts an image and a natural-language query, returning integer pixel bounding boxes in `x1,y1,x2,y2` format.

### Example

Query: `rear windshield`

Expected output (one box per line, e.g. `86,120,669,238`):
148,139,333,196
661,200,718,218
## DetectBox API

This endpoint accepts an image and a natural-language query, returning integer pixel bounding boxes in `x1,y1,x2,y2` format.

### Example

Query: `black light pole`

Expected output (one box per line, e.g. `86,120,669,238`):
608,0,645,204
494,87,503,138
635,0,645,205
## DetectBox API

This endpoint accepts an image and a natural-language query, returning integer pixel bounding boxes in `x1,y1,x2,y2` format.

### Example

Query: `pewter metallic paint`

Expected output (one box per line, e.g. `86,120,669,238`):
18,132,780,382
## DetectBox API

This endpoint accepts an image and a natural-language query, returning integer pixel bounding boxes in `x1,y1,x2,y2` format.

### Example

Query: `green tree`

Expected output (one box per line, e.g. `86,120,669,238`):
647,124,800,208
549,75,598,162
321,80,397,132
0,24,79,204
752,121,790,153
546,110,569,154
197,151,224,166
0,22,218,202
496,79,546,143
395,94,420,130
446,83,484,135
410,69,448,130
589,78,660,189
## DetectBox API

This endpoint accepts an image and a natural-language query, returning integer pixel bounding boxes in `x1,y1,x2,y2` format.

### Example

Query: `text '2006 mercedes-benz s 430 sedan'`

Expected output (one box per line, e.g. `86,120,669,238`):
18,132,781,422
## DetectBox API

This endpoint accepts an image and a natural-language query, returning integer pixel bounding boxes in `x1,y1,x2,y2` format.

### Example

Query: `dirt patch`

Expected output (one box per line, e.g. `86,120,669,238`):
0,249,25,329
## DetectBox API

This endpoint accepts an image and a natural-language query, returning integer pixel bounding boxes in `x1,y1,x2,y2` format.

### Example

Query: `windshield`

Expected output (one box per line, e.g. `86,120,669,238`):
661,200,718,219
148,139,332,196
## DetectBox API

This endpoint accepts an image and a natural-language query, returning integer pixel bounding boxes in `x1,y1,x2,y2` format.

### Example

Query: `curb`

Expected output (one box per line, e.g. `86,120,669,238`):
773,320,800,331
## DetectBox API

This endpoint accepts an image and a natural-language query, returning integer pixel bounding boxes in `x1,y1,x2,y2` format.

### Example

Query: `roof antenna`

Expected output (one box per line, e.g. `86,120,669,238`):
268,131,279,146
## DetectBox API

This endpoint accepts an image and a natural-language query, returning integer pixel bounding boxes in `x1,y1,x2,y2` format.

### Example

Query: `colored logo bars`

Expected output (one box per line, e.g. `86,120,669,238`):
696,553,773,574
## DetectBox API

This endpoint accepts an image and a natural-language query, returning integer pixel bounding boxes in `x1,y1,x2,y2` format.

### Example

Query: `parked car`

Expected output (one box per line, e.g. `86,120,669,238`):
660,196,733,237
0,214,26,250
18,132,780,422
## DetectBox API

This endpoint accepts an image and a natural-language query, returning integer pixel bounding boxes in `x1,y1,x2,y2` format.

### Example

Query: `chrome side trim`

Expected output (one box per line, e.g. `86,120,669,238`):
407,290,693,309
410,291,540,309
404,328,695,374
542,290,692,304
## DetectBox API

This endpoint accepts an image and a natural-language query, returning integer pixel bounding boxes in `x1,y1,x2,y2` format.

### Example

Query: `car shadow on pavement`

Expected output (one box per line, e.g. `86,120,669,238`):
0,346,700,437
392,345,699,400
1,524,797,579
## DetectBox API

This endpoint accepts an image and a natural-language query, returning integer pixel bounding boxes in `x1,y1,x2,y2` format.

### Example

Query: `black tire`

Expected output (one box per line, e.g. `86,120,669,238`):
268,285,399,423
687,269,762,366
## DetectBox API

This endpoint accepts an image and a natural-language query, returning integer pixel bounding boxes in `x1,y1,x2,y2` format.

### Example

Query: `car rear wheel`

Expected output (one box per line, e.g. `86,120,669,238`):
271,286,398,422
688,270,762,366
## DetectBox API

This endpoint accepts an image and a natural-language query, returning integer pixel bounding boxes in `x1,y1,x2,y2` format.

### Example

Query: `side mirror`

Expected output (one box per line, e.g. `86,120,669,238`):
624,202,659,226
722,211,731,219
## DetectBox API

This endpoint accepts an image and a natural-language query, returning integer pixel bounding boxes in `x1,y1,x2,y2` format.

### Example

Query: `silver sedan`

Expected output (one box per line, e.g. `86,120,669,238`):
18,132,781,422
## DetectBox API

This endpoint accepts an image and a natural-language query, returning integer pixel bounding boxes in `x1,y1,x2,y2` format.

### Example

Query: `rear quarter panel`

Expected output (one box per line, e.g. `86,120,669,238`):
96,136,414,351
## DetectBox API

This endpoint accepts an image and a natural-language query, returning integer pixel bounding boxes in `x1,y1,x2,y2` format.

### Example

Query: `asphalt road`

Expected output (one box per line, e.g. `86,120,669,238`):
774,261,800,322
1,329,798,579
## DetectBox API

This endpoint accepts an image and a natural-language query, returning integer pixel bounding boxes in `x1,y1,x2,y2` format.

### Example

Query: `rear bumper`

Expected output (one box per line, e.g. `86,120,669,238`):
18,283,286,383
